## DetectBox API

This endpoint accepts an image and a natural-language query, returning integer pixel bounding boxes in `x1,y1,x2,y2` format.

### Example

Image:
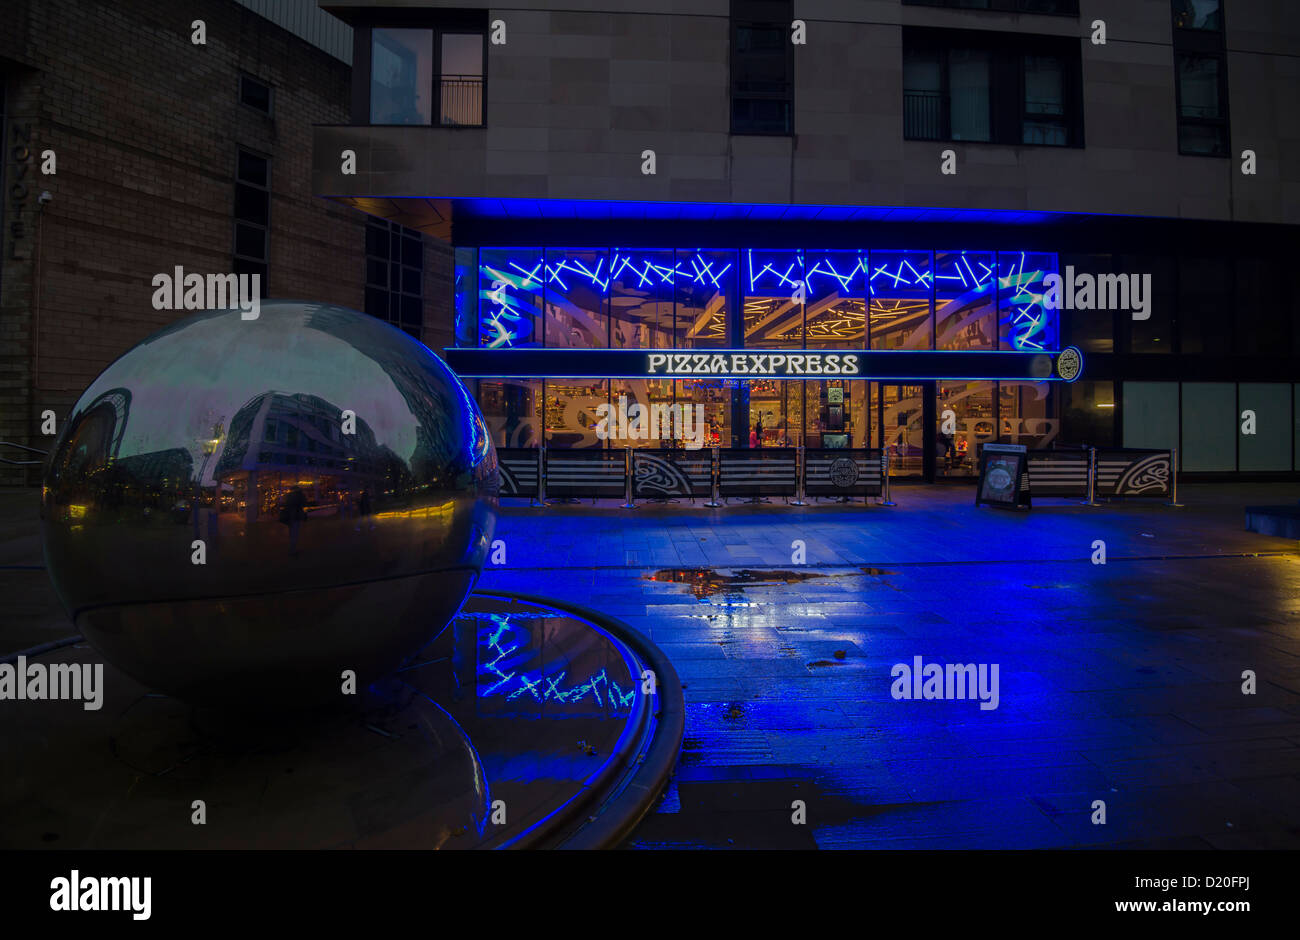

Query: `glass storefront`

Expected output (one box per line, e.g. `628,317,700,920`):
457,246,1062,473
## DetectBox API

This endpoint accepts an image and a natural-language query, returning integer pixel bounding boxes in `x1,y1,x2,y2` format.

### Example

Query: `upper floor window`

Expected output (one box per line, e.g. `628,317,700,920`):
731,0,794,135
240,75,272,114
1172,1,1228,155
903,28,1083,147
1172,0,1222,30
369,26,484,126
365,218,424,339
903,0,1079,14
233,149,270,290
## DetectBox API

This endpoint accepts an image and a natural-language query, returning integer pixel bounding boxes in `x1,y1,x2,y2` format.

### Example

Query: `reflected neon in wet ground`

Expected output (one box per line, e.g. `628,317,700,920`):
0,595,666,849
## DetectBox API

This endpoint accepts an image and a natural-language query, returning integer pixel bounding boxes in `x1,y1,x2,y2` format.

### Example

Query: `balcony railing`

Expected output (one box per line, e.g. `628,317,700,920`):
440,75,484,127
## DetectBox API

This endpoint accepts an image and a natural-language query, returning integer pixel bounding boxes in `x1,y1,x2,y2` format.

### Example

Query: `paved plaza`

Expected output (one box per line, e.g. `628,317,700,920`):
4,483,1300,848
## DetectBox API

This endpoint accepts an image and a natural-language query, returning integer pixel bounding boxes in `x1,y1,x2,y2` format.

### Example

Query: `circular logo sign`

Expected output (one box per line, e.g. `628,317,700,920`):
828,457,859,488
1056,346,1083,382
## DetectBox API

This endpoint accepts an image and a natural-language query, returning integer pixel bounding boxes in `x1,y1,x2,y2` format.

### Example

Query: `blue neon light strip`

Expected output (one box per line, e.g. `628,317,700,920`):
474,249,1058,351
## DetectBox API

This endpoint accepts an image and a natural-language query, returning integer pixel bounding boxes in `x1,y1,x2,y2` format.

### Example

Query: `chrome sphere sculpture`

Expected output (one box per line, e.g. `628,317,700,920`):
41,301,498,707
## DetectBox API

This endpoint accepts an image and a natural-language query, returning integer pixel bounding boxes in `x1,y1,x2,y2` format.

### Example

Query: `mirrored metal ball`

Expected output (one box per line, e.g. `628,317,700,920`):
41,301,498,707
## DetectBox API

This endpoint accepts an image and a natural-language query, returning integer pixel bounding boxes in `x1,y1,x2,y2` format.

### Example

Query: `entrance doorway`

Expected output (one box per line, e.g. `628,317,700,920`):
875,382,936,480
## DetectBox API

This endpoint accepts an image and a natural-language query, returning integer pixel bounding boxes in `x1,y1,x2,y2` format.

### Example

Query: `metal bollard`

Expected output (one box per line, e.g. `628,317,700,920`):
880,450,896,507
791,444,807,506
1081,446,1100,506
621,446,636,509
1167,447,1184,507
536,444,546,506
704,446,722,507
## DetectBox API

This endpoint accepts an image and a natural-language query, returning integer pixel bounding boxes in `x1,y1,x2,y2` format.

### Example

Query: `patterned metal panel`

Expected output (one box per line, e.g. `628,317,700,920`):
545,449,627,498
1096,449,1172,497
804,449,884,497
718,449,797,497
632,450,713,498
497,448,539,498
1026,451,1089,497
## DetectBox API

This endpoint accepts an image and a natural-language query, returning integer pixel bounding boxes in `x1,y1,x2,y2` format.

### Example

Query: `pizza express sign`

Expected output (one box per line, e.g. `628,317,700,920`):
443,346,1085,383
648,352,860,376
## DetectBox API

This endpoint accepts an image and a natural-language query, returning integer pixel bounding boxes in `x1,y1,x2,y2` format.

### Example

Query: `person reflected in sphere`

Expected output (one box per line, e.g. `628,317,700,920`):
281,484,308,555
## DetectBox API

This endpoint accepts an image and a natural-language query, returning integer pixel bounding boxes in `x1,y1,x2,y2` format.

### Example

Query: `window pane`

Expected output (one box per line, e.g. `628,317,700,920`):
1023,54,1065,145
1177,256,1231,354
936,381,993,476
935,250,996,350
1181,382,1235,470
545,248,609,348
903,49,943,139
480,379,542,447
240,76,271,113
998,381,1057,449
1060,380,1115,448
949,49,990,141
1172,0,1221,30
743,249,804,348
675,250,734,348
234,183,268,226
1177,55,1221,118
544,379,607,448
808,380,870,449
237,151,268,187
1178,122,1226,156
234,222,266,260
610,250,675,349
370,28,433,125
869,250,933,350
1239,384,1292,472
1122,382,1178,453
675,380,732,448
997,252,1058,351
805,250,867,349
440,33,483,126
453,246,479,348
480,248,544,348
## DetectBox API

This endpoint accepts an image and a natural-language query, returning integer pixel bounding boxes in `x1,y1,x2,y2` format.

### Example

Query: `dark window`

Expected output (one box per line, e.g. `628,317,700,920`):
903,28,1083,147
903,0,1079,14
369,26,484,126
1172,2,1228,156
731,1,794,135
232,149,269,290
240,75,272,114
1177,256,1232,354
364,218,424,339
1172,0,1222,30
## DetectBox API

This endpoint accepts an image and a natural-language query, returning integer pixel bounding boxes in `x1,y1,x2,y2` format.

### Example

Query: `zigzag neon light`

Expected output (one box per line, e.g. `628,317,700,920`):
478,618,637,711
610,254,678,287
747,249,802,293
871,256,934,290
805,255,865,294
684,253,732,289
998,252,1056,351
935,252,995,291
546,256,609,293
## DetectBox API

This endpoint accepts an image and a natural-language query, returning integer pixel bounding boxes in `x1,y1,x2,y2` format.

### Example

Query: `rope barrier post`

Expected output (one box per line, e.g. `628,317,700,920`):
1167,447,1184,507
881,449,896,507
791,444,807,506
536,444,546,507
704,446,722,507
621,446,636,509
1081,446,1100,506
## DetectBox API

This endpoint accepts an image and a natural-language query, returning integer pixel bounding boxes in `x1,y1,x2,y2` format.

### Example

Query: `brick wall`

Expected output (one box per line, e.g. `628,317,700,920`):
0,0,424,483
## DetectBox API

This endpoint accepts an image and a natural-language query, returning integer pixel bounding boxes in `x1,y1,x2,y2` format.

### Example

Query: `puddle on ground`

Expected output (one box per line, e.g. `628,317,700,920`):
646,567,896,599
